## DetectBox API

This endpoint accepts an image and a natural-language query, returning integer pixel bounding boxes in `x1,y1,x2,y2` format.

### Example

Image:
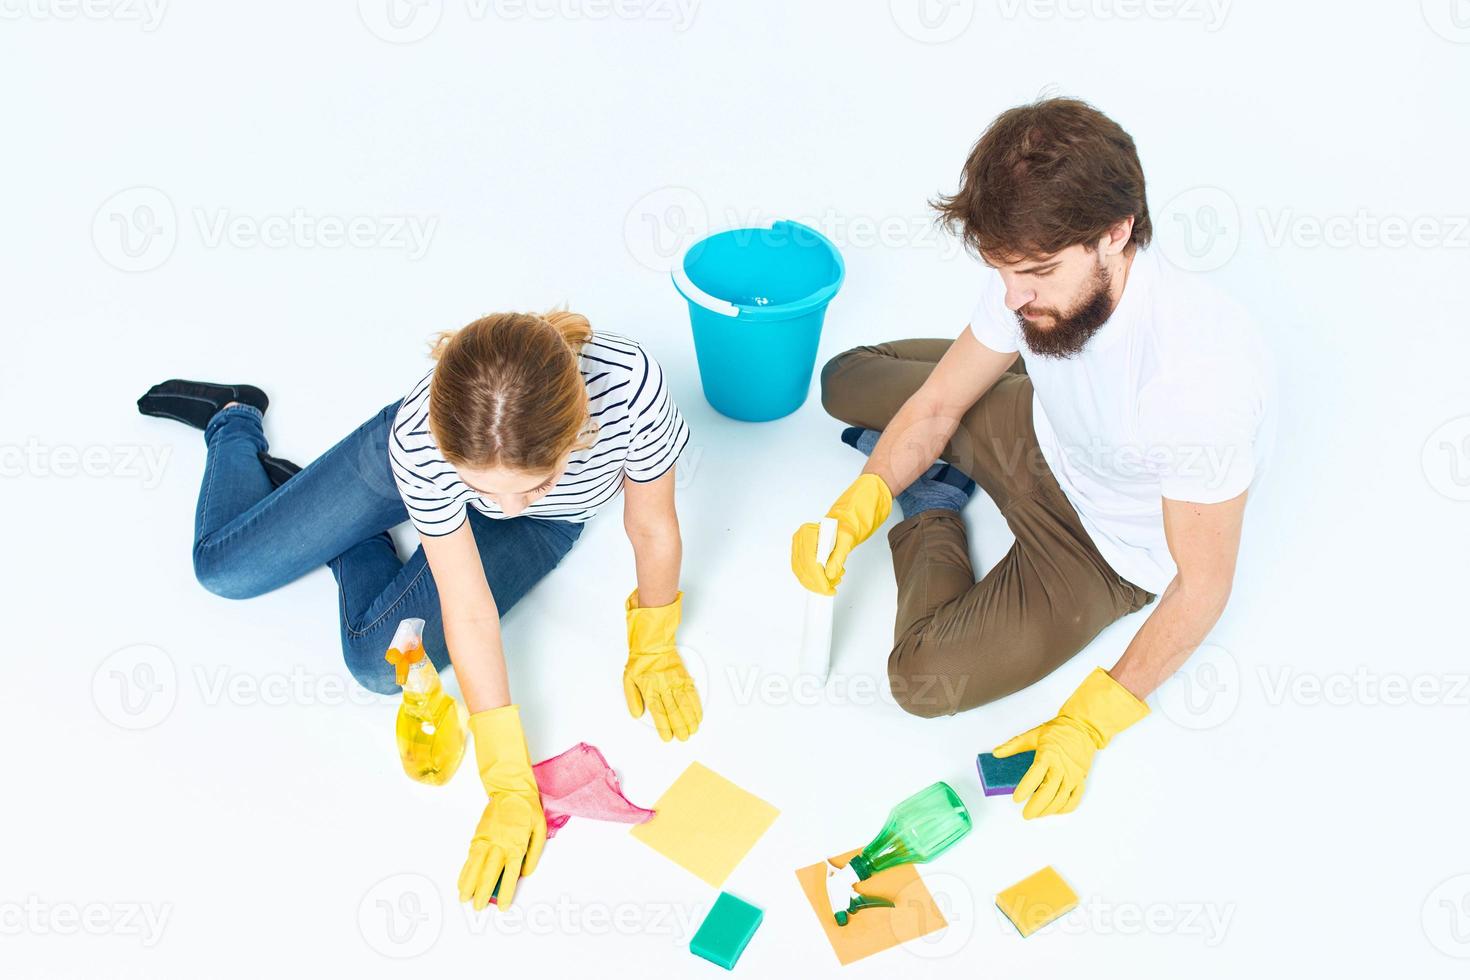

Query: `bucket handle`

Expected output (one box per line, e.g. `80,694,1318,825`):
672,218,844,317
671,260,739,318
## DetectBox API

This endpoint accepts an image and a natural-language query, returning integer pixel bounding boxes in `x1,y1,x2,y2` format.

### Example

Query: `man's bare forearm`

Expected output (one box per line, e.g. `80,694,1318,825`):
1112,492,1248,699
1109,574,1231,700
862,392,962,496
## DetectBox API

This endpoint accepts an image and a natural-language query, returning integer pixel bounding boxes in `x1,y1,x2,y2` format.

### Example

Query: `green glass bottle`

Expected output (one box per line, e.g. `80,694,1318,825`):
850,781,972,880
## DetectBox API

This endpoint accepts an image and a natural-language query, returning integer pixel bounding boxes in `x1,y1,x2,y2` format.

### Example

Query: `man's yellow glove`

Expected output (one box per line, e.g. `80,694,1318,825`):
458,705,546,910
624,590,702,742
994,668,1149,819
791,473,893,595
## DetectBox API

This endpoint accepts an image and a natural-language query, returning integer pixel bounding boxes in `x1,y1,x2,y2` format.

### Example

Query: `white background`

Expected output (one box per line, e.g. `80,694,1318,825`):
3,1,1468,976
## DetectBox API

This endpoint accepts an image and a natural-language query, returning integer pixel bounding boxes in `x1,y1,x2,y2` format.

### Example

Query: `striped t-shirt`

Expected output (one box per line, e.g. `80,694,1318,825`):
388,331,689,535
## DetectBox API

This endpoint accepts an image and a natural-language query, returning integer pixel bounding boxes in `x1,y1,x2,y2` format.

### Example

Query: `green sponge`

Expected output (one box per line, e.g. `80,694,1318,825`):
690,892,763,970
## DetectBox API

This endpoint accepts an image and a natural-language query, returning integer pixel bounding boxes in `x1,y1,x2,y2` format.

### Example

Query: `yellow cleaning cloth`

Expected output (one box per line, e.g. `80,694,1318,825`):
996,865,1078,937
630,762,778,887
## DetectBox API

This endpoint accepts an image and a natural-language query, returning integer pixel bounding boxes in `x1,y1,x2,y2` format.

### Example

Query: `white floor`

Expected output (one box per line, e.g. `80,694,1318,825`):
5,3,1468,977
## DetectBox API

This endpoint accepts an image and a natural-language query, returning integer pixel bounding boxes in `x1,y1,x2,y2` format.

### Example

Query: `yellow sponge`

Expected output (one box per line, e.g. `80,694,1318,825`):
995,866,1078,938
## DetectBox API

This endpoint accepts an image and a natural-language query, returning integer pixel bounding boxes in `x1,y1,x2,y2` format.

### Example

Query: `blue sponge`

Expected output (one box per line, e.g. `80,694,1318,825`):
977,751,1035,796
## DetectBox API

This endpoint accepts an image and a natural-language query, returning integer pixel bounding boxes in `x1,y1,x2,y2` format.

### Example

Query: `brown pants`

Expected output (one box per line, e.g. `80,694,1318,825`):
820,340,1154,718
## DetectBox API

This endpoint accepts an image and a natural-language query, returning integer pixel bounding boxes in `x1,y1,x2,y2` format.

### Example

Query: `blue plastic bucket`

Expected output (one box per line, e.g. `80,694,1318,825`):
673,219,845,422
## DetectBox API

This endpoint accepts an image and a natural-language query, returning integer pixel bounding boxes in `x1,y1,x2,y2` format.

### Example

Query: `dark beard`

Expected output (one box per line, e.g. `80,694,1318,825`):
1016,266,1115,359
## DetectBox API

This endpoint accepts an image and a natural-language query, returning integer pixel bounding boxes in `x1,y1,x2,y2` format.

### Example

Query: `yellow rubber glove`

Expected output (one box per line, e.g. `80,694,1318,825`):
791,473,894,596
458,705,546,910
624,590,702,742
993,668,1149,820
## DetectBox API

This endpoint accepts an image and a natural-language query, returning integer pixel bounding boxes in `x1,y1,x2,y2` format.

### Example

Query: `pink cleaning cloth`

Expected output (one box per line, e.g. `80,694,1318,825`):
484,743,653,904
533,742,656,838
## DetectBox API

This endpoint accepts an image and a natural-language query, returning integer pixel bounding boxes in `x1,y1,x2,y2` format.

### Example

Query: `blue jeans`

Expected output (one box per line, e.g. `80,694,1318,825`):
191,402,582,694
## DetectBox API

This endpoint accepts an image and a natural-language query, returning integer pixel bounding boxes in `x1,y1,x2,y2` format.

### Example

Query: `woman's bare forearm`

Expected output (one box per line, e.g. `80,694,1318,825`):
420,525,511,712
628,523,681,608
441,592,510,711
624,469,681,608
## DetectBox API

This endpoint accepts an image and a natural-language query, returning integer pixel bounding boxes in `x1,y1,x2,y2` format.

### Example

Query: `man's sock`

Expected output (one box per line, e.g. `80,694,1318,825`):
840,426,976,519
258,452,301,489
137,379,269,430
839,426,883,455
894,465,975,520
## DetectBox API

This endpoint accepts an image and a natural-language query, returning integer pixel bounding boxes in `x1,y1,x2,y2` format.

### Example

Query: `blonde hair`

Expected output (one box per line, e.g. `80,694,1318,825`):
427,309,596,472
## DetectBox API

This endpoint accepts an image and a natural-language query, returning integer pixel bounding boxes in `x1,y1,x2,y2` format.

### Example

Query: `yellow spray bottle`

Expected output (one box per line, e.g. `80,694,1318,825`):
386,618,468,786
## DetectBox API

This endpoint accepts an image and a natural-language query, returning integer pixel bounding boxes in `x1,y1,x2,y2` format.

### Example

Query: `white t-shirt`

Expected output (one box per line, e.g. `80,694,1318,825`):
388,331,689,535
967,248,1274,593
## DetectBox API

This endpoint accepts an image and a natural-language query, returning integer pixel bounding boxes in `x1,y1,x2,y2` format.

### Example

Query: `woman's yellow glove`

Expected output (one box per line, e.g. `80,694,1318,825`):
791,473,893,596
624,590,702,742
993,668,1149,819
458,705,546,910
